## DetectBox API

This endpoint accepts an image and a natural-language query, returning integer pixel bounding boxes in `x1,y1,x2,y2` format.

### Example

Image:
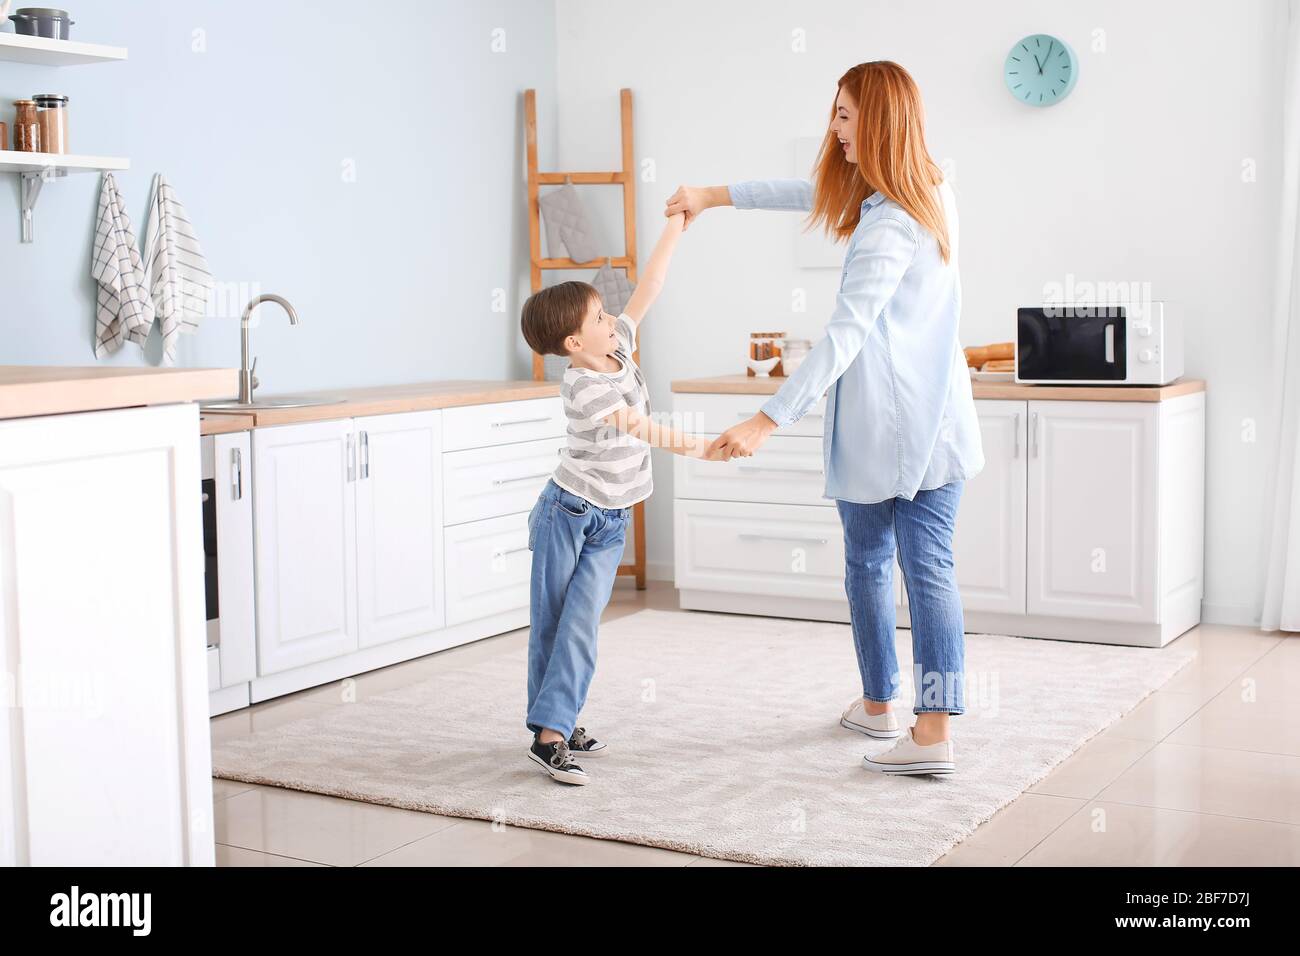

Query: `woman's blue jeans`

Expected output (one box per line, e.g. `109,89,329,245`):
835,480,966,715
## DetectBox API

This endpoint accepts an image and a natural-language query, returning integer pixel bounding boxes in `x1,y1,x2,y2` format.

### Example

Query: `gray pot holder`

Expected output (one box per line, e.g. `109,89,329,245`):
539,183,602,263
590,260,636,316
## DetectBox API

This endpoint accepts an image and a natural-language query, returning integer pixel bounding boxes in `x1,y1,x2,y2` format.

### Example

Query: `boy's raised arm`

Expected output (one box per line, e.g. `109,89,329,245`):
621,212,686,328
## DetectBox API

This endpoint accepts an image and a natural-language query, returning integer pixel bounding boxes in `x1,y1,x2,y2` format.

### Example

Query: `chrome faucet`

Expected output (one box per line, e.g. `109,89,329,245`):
239,294,300,404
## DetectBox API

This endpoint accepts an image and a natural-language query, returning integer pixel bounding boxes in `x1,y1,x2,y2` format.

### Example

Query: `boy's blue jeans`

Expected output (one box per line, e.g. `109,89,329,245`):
525,479,630,738
835,480,967,715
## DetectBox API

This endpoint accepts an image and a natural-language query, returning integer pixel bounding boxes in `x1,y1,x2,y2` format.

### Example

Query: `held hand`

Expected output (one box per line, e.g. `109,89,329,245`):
707,412,778,460
665,185,711,232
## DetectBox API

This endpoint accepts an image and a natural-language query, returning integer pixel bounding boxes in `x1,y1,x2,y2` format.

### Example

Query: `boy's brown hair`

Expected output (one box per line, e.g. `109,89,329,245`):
520,281,600,357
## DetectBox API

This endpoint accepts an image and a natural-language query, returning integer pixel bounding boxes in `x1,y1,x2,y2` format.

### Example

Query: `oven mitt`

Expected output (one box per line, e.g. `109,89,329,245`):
539,183,602,263
590,260,636,316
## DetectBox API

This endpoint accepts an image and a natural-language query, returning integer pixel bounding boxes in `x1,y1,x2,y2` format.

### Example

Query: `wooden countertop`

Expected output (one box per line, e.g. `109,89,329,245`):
200,412,256,435
671,374,1206,402
198,379,561,428
0,365,238,421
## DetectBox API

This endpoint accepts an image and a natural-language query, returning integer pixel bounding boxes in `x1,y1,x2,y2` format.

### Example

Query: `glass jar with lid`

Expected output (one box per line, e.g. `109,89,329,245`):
33,93,69,154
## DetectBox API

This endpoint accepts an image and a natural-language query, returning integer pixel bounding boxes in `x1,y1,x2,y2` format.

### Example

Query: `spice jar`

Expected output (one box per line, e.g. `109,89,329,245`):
748,331,787,377
33,94,69,154
12,100,40,152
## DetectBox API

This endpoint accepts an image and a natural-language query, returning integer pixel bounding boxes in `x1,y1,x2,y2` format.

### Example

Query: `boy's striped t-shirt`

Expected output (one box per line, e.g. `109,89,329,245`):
553,313,652,509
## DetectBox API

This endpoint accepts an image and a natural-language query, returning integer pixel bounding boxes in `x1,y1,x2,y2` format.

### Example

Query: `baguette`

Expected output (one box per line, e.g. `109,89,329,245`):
964,342,1014,368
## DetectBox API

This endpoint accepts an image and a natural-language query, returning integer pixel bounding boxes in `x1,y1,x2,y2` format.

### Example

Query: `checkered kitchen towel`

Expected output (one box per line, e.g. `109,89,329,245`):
143,174,213,366
92,173,154,359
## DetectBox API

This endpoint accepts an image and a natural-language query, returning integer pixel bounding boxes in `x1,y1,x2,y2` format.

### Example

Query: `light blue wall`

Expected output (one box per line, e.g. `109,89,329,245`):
0,0,556,391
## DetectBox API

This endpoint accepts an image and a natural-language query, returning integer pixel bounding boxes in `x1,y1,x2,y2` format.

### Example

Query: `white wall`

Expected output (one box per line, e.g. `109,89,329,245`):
554,0,1289,623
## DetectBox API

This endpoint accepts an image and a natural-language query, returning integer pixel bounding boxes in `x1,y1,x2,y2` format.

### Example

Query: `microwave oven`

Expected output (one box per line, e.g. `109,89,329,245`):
1015,301,1183,385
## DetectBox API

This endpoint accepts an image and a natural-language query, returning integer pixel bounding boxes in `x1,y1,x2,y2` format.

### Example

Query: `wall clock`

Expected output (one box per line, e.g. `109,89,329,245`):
1004,34,1077,106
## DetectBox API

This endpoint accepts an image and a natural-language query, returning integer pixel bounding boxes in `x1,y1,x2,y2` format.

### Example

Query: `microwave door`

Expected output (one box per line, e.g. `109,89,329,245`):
1017,308,1127,381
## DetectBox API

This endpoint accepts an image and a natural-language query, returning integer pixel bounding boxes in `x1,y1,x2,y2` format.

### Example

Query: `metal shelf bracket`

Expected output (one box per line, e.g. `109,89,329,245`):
20,167,67,243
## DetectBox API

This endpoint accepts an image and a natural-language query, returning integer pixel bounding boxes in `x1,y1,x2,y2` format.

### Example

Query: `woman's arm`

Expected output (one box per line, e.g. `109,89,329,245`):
727,179,814,213
622,212,685,328
710,217,918,459
601,406,716,459
665,180,813,227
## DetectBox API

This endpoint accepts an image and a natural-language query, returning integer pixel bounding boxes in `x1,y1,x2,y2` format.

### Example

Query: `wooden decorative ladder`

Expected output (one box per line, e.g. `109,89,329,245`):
523,88,646,589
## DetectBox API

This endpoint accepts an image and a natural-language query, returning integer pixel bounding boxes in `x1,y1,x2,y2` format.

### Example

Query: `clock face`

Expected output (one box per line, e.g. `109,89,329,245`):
1004,34,1077,106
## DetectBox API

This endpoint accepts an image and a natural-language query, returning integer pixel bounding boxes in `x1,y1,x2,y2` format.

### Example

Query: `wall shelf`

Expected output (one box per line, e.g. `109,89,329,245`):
0,32,127,66
0,150,129,174
0,152,129,242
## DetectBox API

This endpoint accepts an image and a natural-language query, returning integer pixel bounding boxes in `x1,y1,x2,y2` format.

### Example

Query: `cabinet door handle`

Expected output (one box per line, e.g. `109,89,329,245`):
492,416,551,428
737,532,828,545
493,471,552,486
360,431,370,479
231,447,243,500
493,545,530,559
1030,412,1039,458
346,435,356,482
1012,413,1020,458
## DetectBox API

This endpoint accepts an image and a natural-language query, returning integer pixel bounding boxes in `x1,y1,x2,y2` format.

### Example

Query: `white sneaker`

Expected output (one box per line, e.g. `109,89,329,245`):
862,727,955,775
839,698,901,738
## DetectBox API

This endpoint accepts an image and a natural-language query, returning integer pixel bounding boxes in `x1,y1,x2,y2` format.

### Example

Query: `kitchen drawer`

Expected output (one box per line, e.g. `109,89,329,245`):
674,499,847,603
444,512,532,626
443,436,563,526
672,393,827,437
675,435,830,506
442,397,565,452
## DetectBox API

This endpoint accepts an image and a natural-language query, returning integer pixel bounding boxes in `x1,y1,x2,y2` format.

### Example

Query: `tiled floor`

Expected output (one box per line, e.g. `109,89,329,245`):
211,584,1298,866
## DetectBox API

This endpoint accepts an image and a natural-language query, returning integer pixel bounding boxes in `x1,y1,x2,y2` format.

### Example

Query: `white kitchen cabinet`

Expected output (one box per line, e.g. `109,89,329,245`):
355,411,445,648
672,386,1205,647
442,396,566,451
234,396,564,705
675,435,828,507
252,419,359,675
1026,400,1159,622
675,499,849,618
0,404,212,866
203,430,256,716
443,436,564,526
950,400,1027,615
444,511,532,626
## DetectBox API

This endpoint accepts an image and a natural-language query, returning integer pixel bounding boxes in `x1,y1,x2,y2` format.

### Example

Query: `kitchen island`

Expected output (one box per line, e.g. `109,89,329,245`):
0,365,235,866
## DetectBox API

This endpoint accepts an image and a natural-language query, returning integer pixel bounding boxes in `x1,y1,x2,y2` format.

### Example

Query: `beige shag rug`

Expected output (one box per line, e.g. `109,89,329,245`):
211,609,1195,866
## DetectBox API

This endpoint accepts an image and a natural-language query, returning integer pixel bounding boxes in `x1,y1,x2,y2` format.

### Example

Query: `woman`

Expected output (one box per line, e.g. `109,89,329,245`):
666,61,983,776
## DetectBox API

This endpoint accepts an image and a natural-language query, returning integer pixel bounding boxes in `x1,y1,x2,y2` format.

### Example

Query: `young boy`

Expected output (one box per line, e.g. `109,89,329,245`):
519,212,712,785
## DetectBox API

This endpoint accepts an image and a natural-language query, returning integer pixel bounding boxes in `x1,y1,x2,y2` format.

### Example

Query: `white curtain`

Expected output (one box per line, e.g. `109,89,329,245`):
1261,0,1300,631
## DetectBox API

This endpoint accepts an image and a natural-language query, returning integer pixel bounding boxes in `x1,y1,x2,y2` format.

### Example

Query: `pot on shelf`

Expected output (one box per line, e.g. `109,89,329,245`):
8,7,75,40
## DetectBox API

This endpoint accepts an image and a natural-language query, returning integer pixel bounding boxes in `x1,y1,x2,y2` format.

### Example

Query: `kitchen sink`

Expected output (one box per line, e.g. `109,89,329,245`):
202,395,348,411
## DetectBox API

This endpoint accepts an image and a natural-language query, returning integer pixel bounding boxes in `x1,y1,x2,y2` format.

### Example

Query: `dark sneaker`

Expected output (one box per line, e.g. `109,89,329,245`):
528,736,589,785
568,726,607,757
